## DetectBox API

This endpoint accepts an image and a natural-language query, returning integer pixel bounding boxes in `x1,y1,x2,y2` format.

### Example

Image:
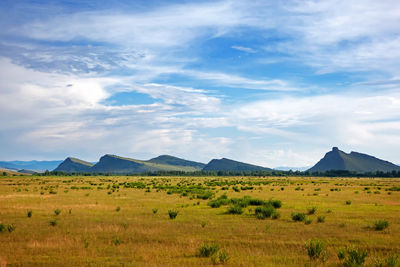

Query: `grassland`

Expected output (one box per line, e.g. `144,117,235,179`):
0,175,399,266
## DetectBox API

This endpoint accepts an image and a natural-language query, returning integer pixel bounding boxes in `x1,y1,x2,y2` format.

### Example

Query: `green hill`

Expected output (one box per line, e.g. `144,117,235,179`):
90,154,203,174
308,147,400,173
54,157,94,173
147,155,205,170
202,158,272,172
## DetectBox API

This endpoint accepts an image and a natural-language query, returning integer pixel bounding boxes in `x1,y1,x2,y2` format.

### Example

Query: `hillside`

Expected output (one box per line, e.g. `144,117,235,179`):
147,155,205,170
308,147,400,173
0,168,29,175
90,154,202,174
0,160,62,171
54,157,94,173
202,158,272,172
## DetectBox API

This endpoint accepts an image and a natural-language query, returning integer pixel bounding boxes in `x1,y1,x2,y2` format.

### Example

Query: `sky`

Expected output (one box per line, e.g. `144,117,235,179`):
1,0,400,168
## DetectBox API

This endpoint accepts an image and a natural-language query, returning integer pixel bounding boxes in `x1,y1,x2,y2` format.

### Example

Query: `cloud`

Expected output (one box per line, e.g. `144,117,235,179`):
231,46,257,53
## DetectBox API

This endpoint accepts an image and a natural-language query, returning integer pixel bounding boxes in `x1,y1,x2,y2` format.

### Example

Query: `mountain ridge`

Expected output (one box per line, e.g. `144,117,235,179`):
308,147,400,173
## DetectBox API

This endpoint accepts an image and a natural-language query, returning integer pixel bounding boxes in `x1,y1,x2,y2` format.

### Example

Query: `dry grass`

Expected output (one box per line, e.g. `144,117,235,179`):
0,175,399,266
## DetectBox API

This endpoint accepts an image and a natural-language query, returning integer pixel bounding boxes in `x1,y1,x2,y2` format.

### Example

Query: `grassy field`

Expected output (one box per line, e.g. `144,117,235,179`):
0,175,399,266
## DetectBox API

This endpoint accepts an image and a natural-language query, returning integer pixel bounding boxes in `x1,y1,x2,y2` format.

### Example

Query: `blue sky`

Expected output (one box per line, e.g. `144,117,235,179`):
1,0,400,167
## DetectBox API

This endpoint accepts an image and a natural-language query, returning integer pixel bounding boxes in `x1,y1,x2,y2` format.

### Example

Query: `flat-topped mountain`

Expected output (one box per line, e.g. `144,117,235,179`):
308,147,400,173
54,157,93,172
202,158,272,172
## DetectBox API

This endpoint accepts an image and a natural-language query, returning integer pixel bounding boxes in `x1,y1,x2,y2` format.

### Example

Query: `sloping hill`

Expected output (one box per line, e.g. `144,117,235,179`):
0,160,62,171
54,157,94,172
308,147,400,173
90,154,201,174
202,158,272,172
0,168,29,175
147,155,205,170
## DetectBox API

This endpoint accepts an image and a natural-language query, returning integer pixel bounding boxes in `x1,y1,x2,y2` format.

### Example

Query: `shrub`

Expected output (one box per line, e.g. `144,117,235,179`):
211,249,229,265
152,208,158,214
341,247,367,267
7,224,15,233
304,218,313,225
218,249,229,264
50,219,57,226
27,210,33,218
0,223,5,232
227,205,243,215
201,221,206,228
271,211,280,219
374,220,389,231
199,243,220,257
168,209,179,219
305,239,325,260
208,195,230,208
255,204,275,219
54,209,61,216
337,248,346,260
116,206,121,212
113,236,120,246
345,200,352,205
269,199,282,208
307,206,317,215
291,212,306,222
383,255,400,267
317,216,325,223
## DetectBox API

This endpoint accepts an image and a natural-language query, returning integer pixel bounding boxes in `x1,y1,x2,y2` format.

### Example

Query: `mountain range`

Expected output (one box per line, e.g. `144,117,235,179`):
2,147,399,174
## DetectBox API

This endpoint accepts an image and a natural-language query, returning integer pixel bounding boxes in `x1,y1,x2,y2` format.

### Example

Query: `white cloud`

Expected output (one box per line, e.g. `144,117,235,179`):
231,46,257,53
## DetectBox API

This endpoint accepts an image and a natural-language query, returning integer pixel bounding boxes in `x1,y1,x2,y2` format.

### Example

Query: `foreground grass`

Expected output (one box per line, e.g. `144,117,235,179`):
0,175,399,266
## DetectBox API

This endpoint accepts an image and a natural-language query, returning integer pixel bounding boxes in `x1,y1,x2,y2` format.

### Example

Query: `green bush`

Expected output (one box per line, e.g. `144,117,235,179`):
54,208,61,216
305,239,325,260
0,223,5,232
291,212,306,222
382,255,400,267
338,248,346,260
168,209,179,219
304,218,313,225
7,224,15,233
113,236,120,246
374,220,389,231
50,219,57,226
307,206,317,215
269,199,282,208
317,216,325,223
271,211,280,219
255,204,275,219
116,206,120,212
345,200,352,205
341,247,367,267
199,243,220,257
152,208,158,214
211,249,229,265
227,204,243,215
27,210,33,218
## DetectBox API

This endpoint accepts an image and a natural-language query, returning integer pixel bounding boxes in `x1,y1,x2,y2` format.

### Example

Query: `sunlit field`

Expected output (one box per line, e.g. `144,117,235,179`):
0,175,399,266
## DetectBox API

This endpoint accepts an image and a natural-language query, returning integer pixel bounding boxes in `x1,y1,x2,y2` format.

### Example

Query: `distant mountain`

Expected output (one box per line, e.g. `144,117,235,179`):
308,147,400,173
202,158,272,172
274,166,310,172
0,160,62,171
89,154,203,174
148,155,205,170
54,157,94,172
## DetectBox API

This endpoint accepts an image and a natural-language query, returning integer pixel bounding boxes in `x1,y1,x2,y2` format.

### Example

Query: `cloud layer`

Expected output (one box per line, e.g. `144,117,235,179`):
1,0,400,167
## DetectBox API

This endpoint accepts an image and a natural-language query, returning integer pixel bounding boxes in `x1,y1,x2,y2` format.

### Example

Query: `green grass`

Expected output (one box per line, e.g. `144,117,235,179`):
0,175,399,266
